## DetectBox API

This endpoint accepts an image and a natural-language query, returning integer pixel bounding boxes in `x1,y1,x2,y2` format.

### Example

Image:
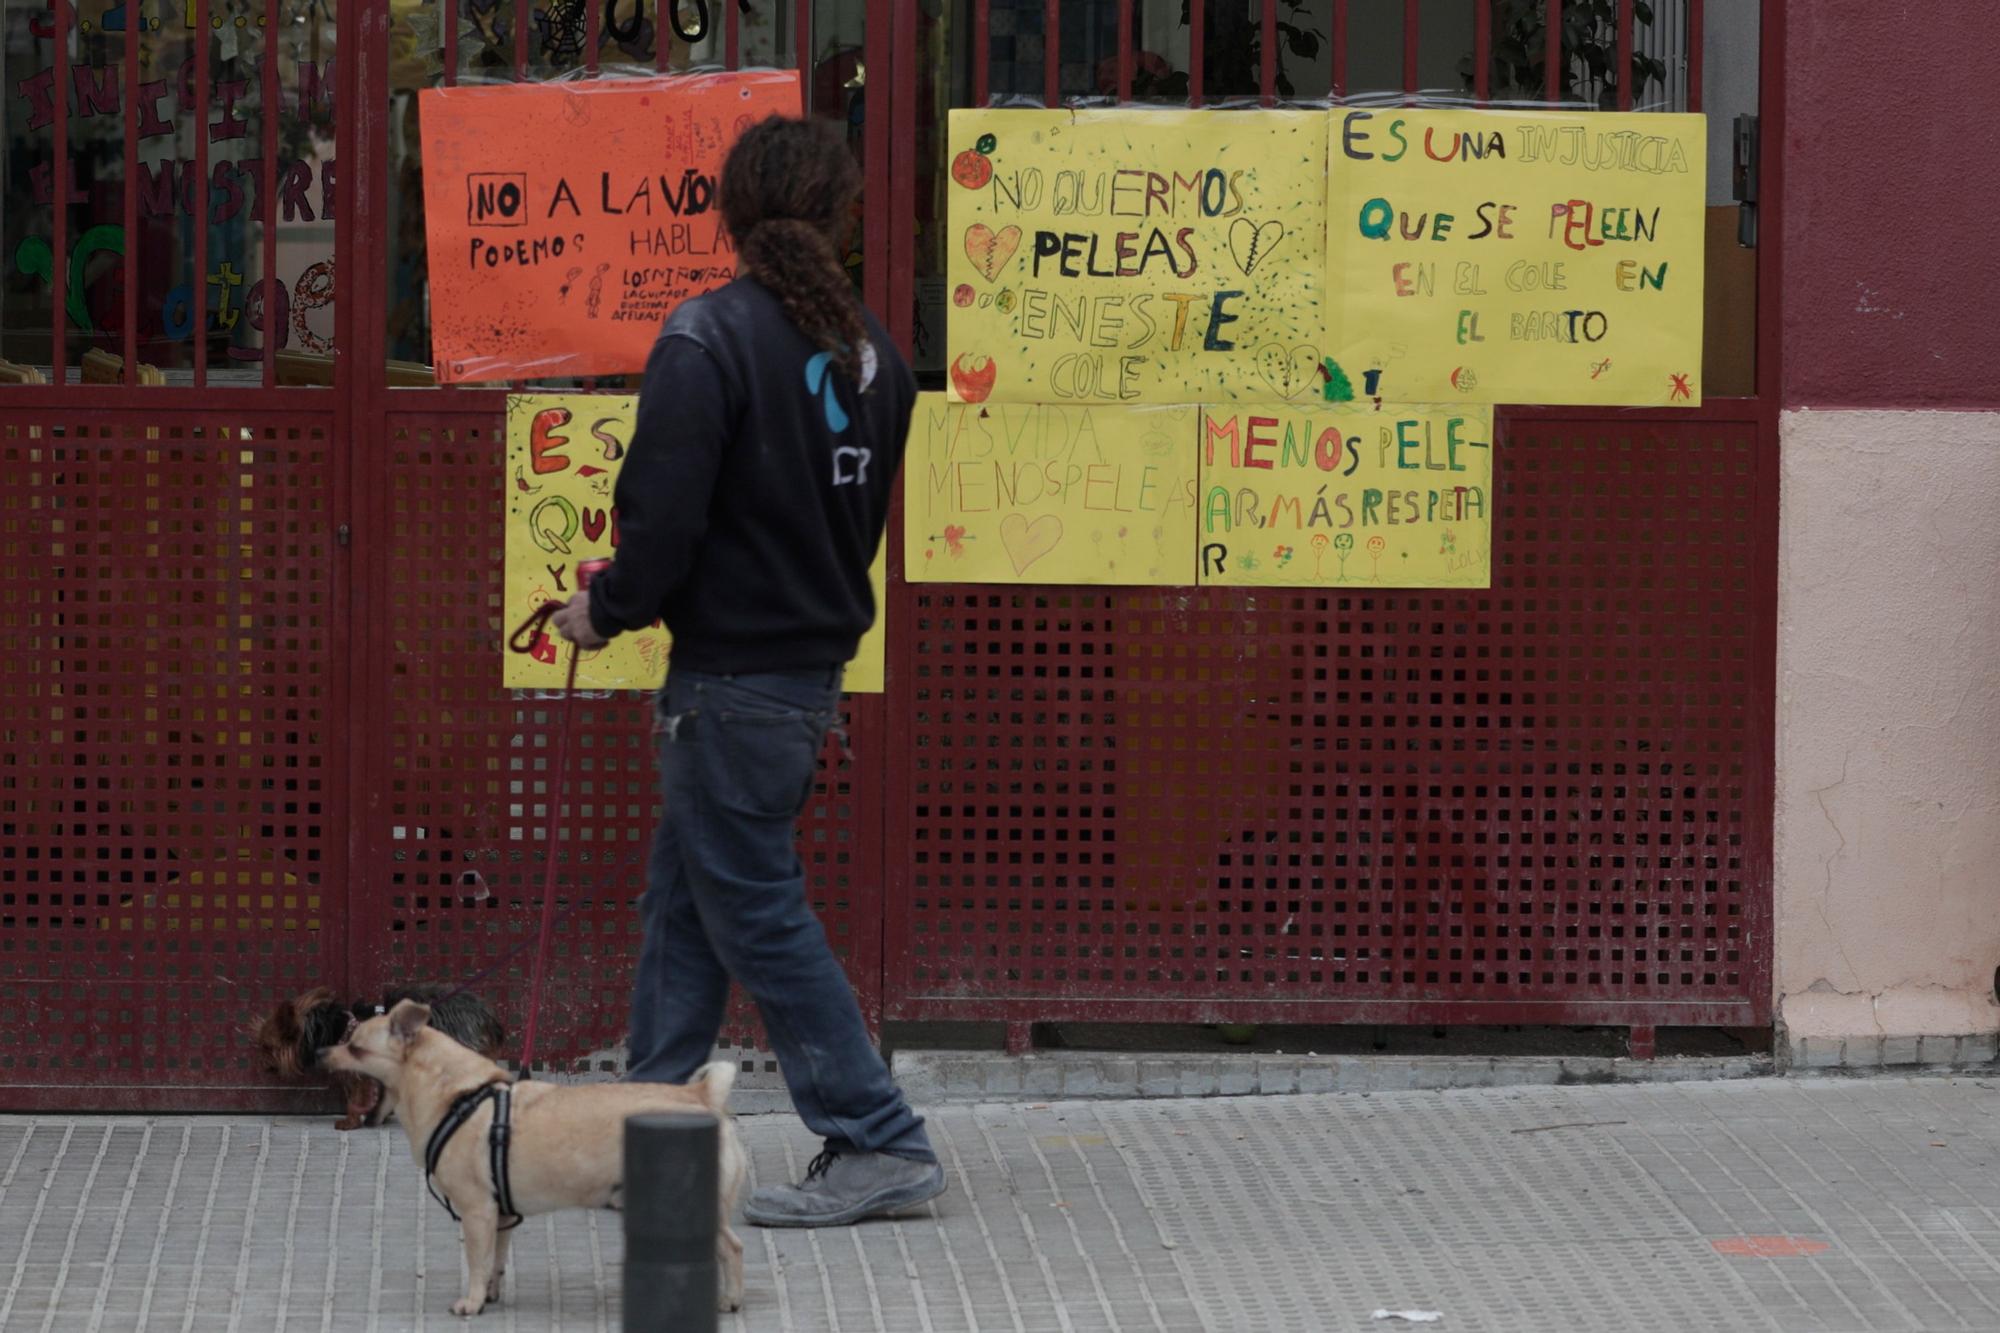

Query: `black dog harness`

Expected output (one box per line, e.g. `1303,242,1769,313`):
423,1080,523,1231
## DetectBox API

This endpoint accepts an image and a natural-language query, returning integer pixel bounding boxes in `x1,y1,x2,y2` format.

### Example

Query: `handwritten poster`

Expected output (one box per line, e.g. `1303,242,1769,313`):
1198,404,1494,588
905,394,1200,585
945,109,1327,406
1325,109,1706,407
502,395,886,691
421,72,801,384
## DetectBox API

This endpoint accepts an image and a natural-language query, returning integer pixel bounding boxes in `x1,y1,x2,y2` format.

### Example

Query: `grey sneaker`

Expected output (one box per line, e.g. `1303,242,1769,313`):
744,1149,947,1228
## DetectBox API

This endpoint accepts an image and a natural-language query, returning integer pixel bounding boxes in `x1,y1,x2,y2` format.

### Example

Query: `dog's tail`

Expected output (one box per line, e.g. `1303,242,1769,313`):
688,1060,738,1115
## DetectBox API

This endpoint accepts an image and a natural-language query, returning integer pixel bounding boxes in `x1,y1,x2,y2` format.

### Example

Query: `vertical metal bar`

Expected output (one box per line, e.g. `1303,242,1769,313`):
1686,0,1703,113
878,0,917,1035
1116,0,1131,102
51,0,69,382
121,0,139,383
796,0,812,103
724,0,738,69
330,0,362,1003
441,0,460,393
888,0,913,341
587,0,601,73
1755,0,1782,408
1188,0,1202,107
195,0,213,387
1742,0,1787,1032
657,0,669,70
515,0,529,78
862,0,888,318
1259,0,1275,106
1042,0,1057,106
1473,0,1491,103
1401,0,1418,98
1616,0,1633,108
258,0,277,388
1331,0,1346,98
1544,0,1561,102
973,0,989,105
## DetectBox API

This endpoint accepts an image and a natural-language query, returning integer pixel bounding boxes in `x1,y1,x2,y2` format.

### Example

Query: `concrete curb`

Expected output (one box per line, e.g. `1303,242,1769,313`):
889,1049,1777,1103
1785,1031,2000,1071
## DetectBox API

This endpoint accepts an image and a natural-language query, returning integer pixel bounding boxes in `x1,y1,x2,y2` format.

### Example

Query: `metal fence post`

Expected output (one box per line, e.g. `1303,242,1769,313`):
623,1112,719,1333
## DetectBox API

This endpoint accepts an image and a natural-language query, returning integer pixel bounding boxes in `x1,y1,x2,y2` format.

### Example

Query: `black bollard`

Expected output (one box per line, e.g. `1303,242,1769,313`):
623,1112,719,1333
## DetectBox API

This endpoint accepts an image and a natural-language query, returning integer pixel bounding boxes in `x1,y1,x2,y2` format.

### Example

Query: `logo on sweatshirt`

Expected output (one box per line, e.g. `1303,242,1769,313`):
804,345,881,435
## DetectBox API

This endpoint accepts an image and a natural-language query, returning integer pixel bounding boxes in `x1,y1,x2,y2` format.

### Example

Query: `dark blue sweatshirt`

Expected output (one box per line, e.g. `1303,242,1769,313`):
585,278,913,675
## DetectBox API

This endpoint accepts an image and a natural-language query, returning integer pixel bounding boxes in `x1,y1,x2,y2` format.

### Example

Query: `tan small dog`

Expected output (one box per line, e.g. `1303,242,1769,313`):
324,999,745,1317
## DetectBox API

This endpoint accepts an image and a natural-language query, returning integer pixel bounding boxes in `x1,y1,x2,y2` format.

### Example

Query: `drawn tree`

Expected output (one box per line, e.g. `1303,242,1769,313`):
1320,358,1354,404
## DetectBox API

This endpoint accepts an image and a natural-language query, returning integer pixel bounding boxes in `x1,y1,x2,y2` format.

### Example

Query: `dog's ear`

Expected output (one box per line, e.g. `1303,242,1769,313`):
387,999,432,1045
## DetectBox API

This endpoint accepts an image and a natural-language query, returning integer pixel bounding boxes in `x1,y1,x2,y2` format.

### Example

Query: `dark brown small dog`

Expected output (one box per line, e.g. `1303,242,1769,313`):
255,985,506,1129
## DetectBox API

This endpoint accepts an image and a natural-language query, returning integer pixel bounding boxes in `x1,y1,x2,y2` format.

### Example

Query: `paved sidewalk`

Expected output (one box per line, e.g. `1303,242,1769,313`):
3,1075,2000,1331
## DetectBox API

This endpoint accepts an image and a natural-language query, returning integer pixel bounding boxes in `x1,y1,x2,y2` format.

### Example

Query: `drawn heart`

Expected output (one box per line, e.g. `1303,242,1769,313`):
1228,218,1286,277
1256,343,1321,400
965,224,1022,283
999,513,1063,576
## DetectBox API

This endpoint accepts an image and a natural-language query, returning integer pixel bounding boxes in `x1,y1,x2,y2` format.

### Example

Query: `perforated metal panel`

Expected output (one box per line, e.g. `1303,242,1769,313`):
884,415,1773,1027
0,410,344,1108
351,404,883,1085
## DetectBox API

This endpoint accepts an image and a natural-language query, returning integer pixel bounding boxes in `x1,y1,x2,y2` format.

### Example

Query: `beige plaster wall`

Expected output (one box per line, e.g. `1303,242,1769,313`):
1777,409,2000,1042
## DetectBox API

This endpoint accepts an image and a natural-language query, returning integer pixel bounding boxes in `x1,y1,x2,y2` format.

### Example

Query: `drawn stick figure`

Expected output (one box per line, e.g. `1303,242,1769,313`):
585,264,611,319
557,266,584,302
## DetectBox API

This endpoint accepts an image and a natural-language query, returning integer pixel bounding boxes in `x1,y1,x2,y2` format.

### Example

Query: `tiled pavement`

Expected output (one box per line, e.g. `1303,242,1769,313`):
4,1075,2000,1331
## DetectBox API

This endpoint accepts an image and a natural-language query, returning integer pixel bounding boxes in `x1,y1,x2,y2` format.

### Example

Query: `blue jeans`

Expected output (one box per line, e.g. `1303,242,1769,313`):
625,666,933,1162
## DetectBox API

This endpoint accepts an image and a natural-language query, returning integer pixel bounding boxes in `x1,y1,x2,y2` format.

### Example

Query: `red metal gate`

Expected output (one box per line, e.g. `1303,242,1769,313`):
0,0,1780,1110
0,401,351,1108
874,0,1783,1049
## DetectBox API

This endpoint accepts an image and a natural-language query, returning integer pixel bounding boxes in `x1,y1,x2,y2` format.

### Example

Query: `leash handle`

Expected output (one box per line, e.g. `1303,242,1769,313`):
506,600,564,655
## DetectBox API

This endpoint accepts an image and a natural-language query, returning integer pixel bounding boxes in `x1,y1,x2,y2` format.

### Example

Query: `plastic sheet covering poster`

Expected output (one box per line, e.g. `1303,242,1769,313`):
905,393,1201,585
503,395,886,691
1197,403,1494,589
422,71,800,383
945,109,1328,405
1325,108,1706,407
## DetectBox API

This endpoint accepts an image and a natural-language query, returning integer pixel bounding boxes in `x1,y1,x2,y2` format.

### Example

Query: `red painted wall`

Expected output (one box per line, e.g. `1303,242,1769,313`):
1785,3,2000,408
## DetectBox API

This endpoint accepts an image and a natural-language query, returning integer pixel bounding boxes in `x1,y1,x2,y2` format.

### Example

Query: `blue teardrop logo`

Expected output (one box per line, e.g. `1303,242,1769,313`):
804,353,850,433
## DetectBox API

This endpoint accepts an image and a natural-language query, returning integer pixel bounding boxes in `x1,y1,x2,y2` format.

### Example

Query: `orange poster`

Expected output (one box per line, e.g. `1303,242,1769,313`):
419,71,801,384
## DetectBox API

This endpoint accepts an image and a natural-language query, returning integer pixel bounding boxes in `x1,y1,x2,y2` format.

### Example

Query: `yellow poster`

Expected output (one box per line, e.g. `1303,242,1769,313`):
945,109,1328,406
1325,109,1706,407
503,395,886,691
1197,404,1494,588
905,393,1201,585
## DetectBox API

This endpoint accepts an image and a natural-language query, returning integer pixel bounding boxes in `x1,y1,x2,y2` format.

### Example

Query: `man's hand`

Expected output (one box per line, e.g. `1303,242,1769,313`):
551,591,609,650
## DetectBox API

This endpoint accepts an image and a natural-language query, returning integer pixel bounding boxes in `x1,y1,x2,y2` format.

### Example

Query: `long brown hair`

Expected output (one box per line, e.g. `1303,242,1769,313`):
722,116,870,383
